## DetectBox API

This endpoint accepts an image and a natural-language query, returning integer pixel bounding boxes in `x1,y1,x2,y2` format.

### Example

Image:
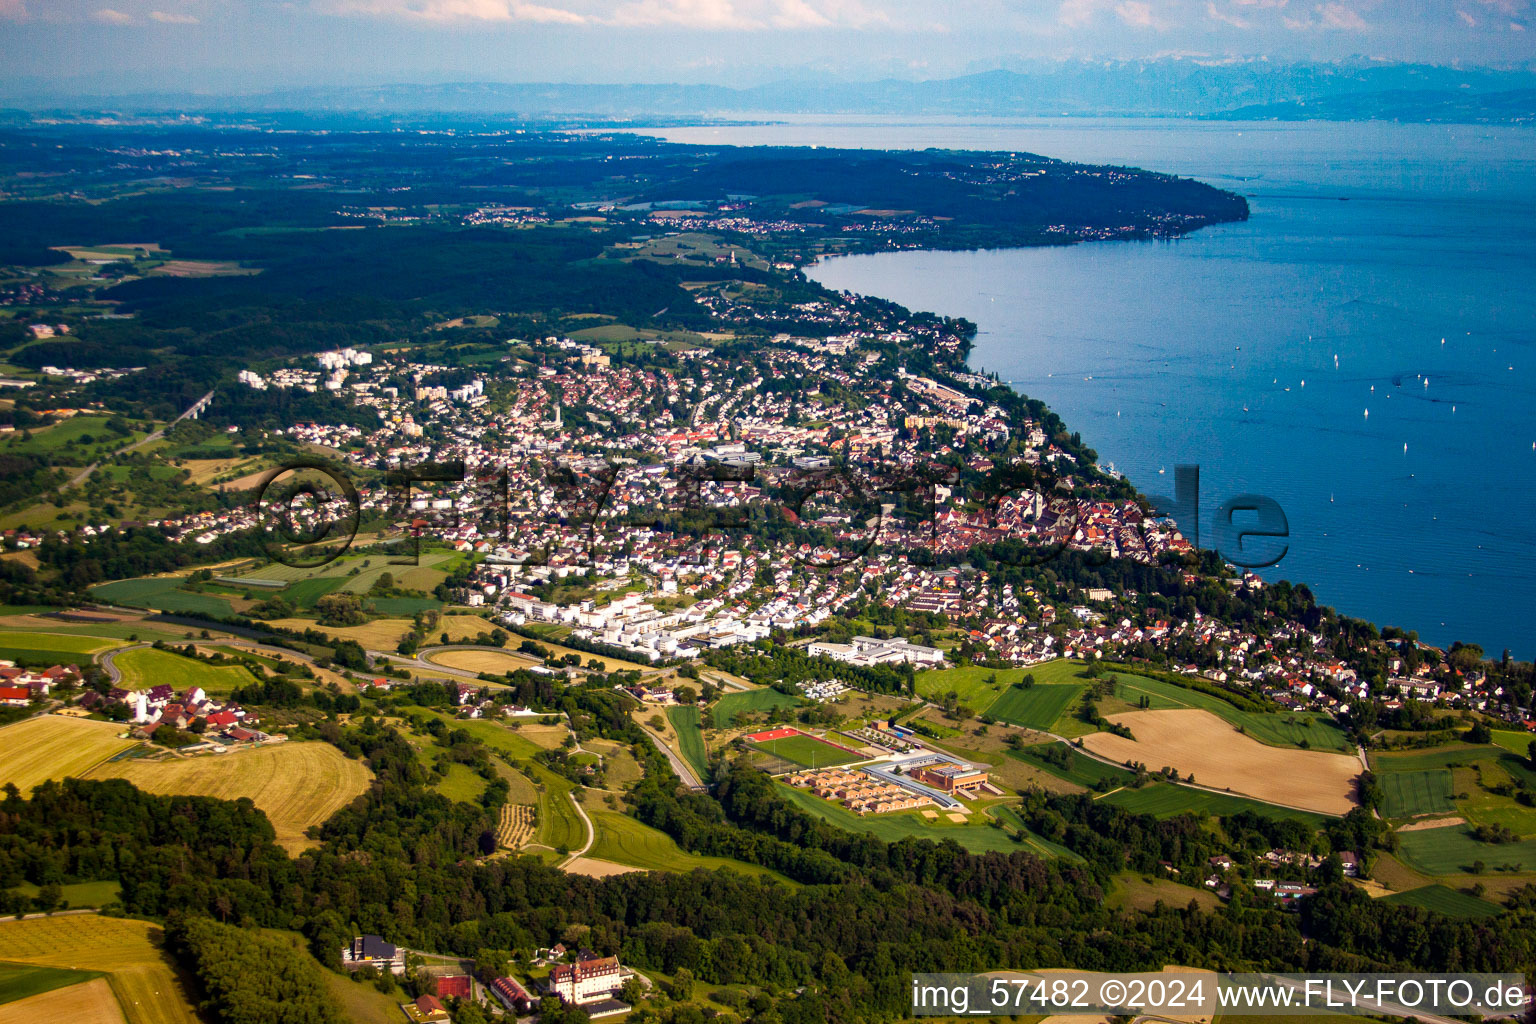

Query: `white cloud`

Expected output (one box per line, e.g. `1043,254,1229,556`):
1283,1,1367,29
1206,0,1250,26
1057,0,1103,27
150,9,200,21
1115,0,1157,26
323,0,889,26
512,2,586,21
1457,8,1477,23
93,7,136,22
326,0,588,20
1318,1,1366,28
0,0,27,20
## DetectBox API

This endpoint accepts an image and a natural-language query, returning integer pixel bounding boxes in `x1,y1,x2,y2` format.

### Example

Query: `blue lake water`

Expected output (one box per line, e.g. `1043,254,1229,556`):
643,118,1536,653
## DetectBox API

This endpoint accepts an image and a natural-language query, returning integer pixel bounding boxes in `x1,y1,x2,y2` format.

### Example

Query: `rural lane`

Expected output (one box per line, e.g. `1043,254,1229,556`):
95,643,149,684
560,792,595,866
67,389,215,488
639,722,706,791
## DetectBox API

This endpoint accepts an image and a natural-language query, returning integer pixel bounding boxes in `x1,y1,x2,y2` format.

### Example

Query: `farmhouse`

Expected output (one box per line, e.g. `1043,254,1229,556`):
342,935,406,974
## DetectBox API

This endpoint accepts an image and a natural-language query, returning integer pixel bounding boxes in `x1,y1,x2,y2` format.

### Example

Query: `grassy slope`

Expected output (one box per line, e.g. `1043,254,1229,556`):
1395,824,1536,874
588,811,792,881
665,706,709,780
1101,783,1332,826
112,647,258,695
1379,883,1503,919
712,687,798,727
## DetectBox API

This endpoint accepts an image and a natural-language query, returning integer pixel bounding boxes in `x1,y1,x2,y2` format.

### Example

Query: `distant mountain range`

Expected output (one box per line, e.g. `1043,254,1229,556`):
7,59,1536,123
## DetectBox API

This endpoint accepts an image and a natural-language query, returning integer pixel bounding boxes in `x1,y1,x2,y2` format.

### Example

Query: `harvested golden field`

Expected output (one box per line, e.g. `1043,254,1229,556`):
1080,709,1360,815
268,613,494,650
0,717,137,793
564,857,642,878
427,648,539,675
0,915,200,1024
85,741,372,853
0,978,125,1024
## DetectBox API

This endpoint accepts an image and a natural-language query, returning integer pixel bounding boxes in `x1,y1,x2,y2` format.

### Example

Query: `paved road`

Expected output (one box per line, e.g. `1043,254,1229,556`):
639,722,706,791
67,389,214,488
95,642,149,684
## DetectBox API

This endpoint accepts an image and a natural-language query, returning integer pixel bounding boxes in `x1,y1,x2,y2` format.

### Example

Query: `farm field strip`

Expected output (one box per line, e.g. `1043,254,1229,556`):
587,811,790,880
1379,884,1502,919
1395,824,1536,874
84,741,372,854
984,684,1082,731
1376,769,1455,819
1079,709,1359,815
664,706,709,780
0,631,121,655
0,977,125,1024
0,717,138,794
110,646,259,694
1101,782,1331,826
0,916,201,1024
524,762,585,853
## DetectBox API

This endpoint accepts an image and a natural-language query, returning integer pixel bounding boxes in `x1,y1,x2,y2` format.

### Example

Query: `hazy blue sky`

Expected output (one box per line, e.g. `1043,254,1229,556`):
1,0,1532,92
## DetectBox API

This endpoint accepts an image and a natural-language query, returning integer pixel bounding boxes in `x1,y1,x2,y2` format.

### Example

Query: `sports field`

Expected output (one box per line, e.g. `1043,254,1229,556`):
1080,709,1359,815
713,686,798,726
1101,782,1331,826
1376,768,1455,819
985,684,1082,731
111,647,259,695
666,706,709,780
1379,883,1502,919
747,730,864,768
0,716,138,793
84,742,372,854
587,811,790,880
0,915,201,1024
1396,824,1536,875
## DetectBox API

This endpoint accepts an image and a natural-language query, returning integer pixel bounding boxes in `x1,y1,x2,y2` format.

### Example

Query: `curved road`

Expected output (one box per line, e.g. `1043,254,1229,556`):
95,642,149,684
